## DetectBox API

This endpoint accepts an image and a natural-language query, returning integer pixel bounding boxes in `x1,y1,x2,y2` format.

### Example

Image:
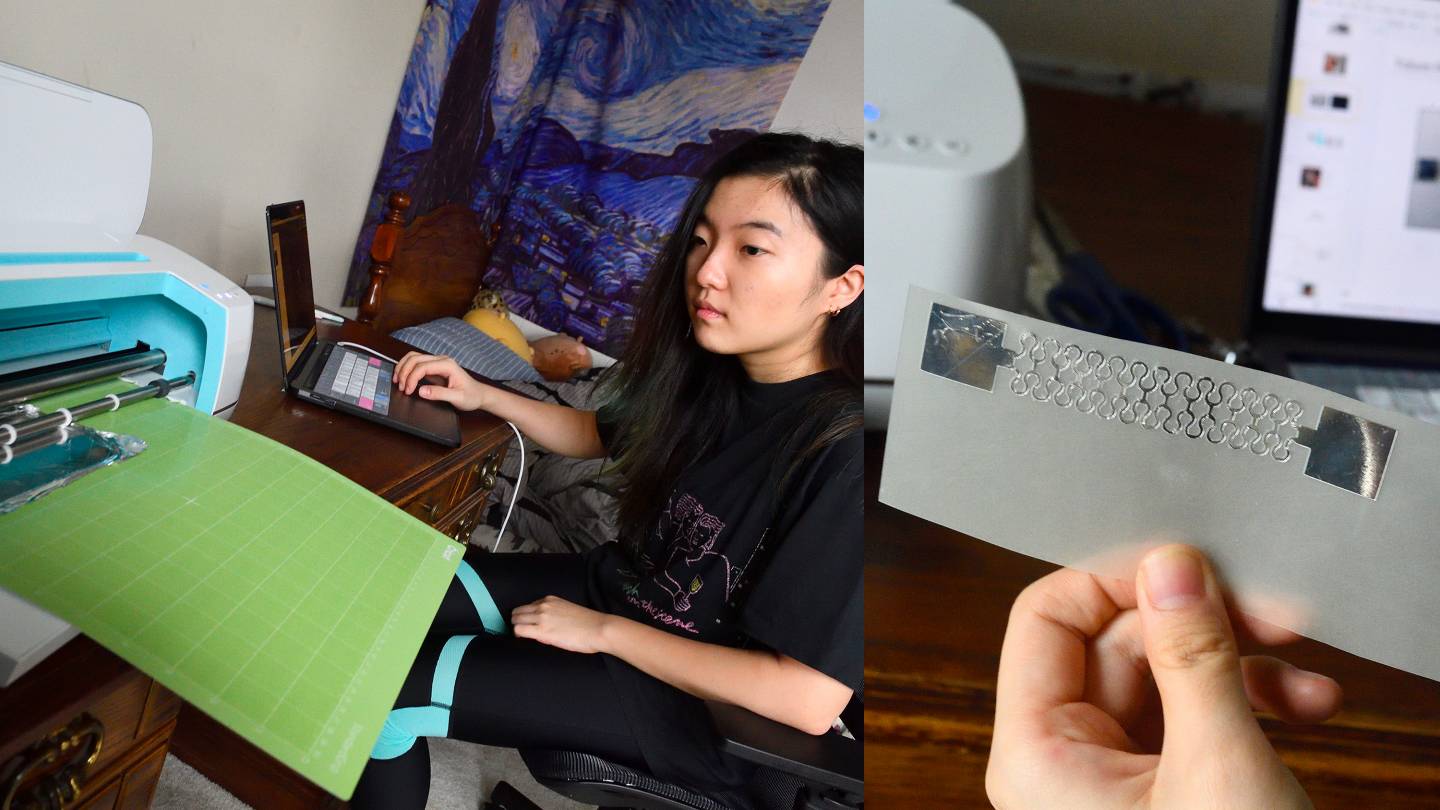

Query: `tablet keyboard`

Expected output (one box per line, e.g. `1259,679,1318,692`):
316,349,392,414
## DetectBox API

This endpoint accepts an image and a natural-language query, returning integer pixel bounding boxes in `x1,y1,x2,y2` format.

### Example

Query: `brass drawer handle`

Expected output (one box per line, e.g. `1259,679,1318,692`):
404,499,442,526
1,713,104,810
450,512,476,542
478,454,501,492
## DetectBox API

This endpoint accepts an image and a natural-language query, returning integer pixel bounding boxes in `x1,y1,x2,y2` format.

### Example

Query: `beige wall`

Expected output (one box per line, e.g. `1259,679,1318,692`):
0,2,860,310
0,0,428,309
959,0,1280,87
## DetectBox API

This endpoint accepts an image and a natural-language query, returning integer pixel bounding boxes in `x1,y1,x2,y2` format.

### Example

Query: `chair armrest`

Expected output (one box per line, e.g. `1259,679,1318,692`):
704,701,862,798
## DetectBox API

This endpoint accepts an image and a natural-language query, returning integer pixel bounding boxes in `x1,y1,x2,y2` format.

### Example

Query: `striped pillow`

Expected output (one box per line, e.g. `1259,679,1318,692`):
390,317,543,382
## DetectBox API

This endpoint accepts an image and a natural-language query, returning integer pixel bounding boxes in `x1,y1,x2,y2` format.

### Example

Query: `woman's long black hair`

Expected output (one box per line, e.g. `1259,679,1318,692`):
603,132,863,541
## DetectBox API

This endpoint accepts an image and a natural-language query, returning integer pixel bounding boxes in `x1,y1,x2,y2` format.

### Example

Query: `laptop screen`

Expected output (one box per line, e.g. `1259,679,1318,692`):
1259,0,1440,327
266,201,317,377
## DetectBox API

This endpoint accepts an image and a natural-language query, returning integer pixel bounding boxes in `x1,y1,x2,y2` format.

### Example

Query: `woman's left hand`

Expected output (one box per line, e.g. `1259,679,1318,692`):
511,596,610,654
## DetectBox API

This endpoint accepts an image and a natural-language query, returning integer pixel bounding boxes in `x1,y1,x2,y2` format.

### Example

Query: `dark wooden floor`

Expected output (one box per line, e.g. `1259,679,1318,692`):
863,85,1440,808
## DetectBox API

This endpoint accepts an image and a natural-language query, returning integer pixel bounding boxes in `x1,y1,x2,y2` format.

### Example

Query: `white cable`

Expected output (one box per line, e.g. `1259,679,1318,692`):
105,394,122,412
0,423,14,444
492,421,525,553
1,443,10,464
56,408,74,429
337,341,399,365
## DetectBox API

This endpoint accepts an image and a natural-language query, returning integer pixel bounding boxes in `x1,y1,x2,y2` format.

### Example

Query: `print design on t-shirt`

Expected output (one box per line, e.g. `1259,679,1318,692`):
617,492,754,635
656,493,732,612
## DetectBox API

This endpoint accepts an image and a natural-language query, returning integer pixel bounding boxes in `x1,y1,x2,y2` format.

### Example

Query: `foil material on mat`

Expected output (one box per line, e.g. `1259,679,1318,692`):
0,404,146,514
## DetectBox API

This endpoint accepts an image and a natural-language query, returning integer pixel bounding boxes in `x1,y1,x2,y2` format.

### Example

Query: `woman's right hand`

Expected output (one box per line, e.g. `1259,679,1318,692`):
393,352,491,412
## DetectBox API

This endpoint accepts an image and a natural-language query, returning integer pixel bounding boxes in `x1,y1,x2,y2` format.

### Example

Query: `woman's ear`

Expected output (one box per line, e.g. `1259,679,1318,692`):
826,264,865,312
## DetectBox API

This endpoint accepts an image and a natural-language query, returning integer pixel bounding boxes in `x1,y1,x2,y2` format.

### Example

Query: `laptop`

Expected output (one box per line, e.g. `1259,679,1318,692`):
265,200,461,447
1247,0,1440,424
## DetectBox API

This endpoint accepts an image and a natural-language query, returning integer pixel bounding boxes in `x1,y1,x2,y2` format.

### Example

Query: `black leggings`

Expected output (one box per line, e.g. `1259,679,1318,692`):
350,551,646,810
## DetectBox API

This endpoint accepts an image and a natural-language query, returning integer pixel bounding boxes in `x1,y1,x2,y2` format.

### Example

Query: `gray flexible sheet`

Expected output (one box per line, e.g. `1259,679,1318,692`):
880,287,1440,683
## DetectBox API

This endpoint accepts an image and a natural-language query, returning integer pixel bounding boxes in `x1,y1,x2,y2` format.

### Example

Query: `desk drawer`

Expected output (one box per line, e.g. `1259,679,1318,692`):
397,462,465,525
1,663,180,810
437,488,488,543
452,449,505,513
395,447,506,532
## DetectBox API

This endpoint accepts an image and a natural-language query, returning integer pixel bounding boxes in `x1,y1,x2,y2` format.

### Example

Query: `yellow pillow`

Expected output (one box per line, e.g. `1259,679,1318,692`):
463,308,534,363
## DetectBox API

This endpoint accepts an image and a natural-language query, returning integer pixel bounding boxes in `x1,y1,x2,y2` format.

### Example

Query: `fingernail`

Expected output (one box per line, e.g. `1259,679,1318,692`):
1144,546,1206,610
1300,669,1339,689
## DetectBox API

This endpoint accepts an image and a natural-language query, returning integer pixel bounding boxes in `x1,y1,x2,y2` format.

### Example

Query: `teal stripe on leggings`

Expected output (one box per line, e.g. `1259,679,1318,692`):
454,559,506,634
369,634,478,761
370,706,449,760
431,634,475,708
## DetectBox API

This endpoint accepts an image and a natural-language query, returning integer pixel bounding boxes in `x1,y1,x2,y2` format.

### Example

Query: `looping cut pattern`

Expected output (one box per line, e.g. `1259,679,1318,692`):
1008,332,1304,462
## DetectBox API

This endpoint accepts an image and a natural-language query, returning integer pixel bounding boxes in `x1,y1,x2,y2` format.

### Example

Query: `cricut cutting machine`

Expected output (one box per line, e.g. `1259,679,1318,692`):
0,60,253,684
865,1,1032,424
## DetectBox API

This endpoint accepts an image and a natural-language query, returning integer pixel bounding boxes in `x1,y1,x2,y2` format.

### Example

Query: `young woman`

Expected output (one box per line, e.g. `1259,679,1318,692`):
351,132,864,810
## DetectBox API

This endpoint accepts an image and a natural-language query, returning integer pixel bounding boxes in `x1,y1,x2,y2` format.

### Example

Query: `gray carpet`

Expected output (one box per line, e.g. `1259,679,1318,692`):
154,740,593,809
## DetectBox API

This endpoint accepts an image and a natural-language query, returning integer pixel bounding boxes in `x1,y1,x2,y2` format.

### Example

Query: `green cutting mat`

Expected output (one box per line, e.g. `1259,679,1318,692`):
0,381,463,799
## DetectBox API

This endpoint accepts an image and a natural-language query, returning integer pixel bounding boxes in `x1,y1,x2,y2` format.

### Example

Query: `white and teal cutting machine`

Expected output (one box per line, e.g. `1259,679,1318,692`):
0,60,254,684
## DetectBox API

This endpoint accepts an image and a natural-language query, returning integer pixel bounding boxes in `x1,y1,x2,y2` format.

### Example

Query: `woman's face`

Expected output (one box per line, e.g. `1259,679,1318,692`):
684,175,849,380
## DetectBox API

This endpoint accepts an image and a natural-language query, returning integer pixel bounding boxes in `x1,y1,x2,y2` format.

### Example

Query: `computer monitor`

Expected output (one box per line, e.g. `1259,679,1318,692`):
1250,0,1440,339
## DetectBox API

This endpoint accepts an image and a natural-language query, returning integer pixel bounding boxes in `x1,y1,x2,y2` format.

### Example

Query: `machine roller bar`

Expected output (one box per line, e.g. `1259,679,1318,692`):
0,373,195,464
0,345,168,406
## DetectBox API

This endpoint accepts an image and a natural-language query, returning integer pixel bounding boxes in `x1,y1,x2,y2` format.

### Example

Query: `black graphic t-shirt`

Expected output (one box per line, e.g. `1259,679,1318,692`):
585,369,863,798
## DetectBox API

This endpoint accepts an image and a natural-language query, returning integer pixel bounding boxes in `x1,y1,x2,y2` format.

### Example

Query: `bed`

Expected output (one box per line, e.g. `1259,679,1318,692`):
356,190,622,555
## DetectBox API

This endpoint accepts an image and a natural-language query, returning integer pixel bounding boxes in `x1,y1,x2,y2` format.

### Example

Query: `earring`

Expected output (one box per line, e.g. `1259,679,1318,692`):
830,307,842,317
686,323,693,338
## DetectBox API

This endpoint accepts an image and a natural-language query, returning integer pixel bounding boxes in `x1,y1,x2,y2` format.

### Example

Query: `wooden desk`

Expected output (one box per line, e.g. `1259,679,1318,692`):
0,305,513,810
166,305,515,809
865,86,1440,808
226,307,513,540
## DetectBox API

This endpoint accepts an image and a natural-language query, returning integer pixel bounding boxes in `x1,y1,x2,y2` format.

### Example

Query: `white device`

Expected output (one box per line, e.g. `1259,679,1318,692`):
0,60,253,685
864,0,1032,425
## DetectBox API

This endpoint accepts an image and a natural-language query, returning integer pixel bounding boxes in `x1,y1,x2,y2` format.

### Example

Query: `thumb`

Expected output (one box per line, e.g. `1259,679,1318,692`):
1138,545,1263,752
418,383,461,404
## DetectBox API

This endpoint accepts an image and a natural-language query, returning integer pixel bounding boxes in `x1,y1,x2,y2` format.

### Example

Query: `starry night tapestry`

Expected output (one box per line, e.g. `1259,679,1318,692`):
344,0,831,356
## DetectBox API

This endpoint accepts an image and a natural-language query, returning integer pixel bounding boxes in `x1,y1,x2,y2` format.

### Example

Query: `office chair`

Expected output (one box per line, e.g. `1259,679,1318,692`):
483,697,863,810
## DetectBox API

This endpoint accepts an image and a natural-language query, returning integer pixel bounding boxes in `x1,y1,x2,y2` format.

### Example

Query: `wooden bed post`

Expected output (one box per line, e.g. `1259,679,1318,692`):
358,191,411,325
